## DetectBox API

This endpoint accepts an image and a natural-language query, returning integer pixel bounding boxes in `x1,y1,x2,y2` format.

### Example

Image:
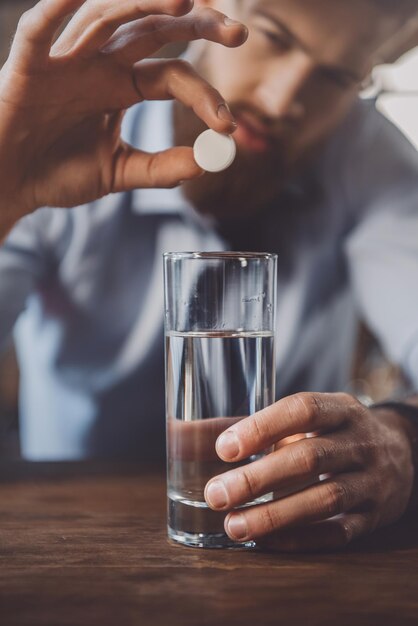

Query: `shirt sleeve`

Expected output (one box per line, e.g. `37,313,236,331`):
344,108,418,388
0,209,53,353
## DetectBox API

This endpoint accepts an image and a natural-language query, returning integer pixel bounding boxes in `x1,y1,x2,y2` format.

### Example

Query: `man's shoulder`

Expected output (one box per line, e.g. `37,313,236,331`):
344,98,415,151
314,98,418,217
324,98,416,164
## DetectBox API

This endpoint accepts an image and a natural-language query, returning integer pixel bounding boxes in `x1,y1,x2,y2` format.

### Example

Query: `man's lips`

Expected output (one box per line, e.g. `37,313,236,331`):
234,112,274,153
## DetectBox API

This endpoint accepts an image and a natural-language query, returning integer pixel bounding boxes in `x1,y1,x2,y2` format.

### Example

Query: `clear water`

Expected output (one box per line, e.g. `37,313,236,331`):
166,330,275,548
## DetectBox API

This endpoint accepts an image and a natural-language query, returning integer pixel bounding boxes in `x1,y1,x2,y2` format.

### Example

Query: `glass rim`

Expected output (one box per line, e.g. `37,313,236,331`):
163,251,277,261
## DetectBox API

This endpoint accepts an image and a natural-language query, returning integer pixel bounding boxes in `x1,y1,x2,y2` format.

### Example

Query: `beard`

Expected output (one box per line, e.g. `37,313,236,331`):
173,100,297,221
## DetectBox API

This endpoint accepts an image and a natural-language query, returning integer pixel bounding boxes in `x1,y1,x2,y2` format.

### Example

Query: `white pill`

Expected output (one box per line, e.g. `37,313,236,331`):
193,130,236,173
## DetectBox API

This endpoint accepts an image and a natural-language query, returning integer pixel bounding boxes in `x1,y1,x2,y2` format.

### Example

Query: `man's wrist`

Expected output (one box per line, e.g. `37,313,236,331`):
370,400,418,423
370,398,418,512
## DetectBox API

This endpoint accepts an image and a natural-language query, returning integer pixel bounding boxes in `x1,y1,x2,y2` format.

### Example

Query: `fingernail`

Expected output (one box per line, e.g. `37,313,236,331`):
206,480,228,509
217,430,240,459
224,17,241,27
227,514,248,541
217,103,237,126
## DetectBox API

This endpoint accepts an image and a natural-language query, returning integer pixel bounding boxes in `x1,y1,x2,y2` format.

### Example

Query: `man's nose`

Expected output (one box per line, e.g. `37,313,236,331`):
254,52,312,121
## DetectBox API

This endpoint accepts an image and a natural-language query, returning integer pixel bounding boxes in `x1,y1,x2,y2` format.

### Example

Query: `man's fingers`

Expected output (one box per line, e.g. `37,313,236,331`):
216,392,363,462
223,473,372,543
168,416,245,462
112,144,203,191
52,0,193,56
102,8,248,64
11,0,85,68
51,56,235,134
205,434,364,511
131,59,237,134
257,514,375,553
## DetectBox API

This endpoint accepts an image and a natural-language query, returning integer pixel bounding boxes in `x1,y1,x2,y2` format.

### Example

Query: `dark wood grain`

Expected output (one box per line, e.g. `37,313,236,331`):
0,462,417,626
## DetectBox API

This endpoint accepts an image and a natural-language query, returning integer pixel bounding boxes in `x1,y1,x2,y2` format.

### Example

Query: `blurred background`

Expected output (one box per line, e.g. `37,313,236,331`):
0,0,417,458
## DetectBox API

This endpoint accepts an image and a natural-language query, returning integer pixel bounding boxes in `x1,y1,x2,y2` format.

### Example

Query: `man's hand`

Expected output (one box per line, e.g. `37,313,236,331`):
204,392,416,551
0,0,247,235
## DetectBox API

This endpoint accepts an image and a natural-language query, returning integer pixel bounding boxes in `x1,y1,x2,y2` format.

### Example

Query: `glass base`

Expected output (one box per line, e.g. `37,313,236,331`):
168,526,256,549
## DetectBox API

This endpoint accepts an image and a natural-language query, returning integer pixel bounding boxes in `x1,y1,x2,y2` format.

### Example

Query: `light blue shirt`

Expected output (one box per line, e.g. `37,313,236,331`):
1,99,418,460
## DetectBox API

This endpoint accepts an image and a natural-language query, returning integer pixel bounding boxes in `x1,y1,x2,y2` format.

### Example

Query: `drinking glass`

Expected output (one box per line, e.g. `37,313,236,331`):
164,252,277,549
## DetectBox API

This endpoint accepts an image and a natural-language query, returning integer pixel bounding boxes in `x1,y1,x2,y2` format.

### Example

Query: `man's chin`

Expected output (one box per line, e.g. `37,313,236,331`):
173,100,290,220
182,150,286,221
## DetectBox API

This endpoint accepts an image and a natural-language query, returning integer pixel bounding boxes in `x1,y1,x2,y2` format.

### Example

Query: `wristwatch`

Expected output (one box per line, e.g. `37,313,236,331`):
370,401,418,423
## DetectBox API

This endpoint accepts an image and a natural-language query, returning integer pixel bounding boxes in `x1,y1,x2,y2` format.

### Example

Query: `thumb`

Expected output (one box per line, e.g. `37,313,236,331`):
112,144,204,191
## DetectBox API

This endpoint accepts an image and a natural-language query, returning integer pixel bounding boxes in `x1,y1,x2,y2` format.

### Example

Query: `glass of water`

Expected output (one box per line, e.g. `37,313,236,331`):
164,252,277,549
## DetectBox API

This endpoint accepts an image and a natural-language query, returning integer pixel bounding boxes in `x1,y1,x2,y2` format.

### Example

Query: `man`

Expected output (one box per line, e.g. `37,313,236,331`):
0,0,418,551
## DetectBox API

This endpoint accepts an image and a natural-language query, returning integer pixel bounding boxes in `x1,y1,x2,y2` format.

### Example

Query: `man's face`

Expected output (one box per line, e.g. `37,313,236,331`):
180,0,399,218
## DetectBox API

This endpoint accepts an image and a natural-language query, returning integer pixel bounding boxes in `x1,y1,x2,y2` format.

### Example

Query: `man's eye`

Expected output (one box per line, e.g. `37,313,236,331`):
261,30,289,52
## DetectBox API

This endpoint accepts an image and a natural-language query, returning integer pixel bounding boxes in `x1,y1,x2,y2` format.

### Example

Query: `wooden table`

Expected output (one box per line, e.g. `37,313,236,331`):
0,462,417,626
